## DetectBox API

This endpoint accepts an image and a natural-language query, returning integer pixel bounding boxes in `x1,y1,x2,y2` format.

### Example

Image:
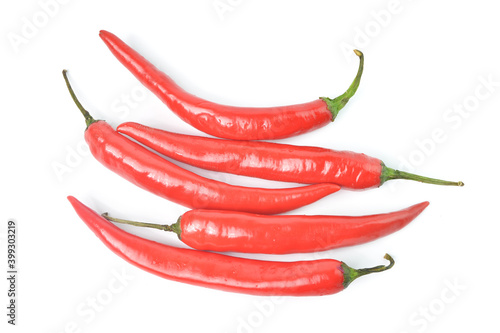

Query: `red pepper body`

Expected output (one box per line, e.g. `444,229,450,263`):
178,202,428,254
85,121,340,214
99,30,362,140
117,122,383,189
68,196,348,296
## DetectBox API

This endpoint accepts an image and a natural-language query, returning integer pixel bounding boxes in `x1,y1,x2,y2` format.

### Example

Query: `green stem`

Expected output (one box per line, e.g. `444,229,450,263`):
342,253,395,289
62,69,98,129
381,164,464,186
320,49,364,120
101,213,182,238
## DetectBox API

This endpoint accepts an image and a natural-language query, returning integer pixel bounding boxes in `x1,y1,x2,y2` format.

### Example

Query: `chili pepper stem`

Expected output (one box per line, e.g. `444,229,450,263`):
342,253,394,289
101,213,182,238
381,164,464,186
62,69,99,129
320,49,364,120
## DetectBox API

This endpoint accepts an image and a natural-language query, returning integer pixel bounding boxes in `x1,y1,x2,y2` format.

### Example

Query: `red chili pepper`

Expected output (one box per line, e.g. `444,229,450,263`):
68,196,394,296
63,71,340,214
103,201,429,254
117,122,464,189
99,30,364,140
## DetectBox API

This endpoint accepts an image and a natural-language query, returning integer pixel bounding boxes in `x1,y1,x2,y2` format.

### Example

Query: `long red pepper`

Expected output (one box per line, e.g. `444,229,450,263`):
117,122,464,189
103,201,429,254
63,70,341,214
68,196,394,296
99,30,364,140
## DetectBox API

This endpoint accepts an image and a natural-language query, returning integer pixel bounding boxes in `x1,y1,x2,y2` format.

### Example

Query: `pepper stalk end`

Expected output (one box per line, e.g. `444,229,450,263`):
342,253,395,289
320,49,364,121
380,163,464,187
63,69,99,129
101,212,182,239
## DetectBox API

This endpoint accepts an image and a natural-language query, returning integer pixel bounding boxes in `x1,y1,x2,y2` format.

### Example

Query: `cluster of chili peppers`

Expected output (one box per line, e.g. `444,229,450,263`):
65,30,463,297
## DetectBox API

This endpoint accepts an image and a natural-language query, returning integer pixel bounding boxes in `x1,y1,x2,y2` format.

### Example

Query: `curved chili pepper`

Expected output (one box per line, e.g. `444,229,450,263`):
63,71,340,214
103,201,429,254
117,122,464,189
99,30,364,140
68,196,394,296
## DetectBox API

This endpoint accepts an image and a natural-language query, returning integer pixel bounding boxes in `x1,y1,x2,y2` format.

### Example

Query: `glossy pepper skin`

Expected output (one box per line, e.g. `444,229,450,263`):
104,202,429,254
117,122,464,189
69,196,394,296
63,71,340,214
99,30,364,140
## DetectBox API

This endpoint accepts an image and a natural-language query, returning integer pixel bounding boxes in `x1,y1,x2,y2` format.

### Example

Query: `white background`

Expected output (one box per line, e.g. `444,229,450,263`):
1,0,499,332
